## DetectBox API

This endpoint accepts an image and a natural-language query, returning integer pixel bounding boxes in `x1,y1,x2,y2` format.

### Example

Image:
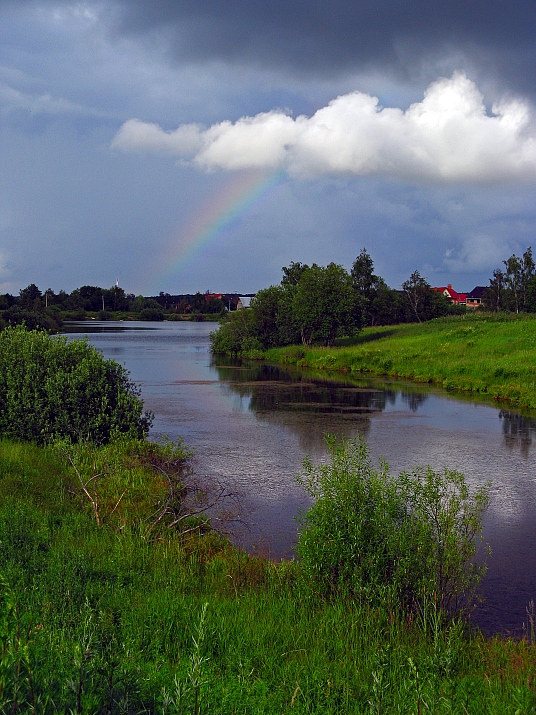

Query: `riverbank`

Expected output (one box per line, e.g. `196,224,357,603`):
263,312,536,411
1,437,536,713
62,310,222,322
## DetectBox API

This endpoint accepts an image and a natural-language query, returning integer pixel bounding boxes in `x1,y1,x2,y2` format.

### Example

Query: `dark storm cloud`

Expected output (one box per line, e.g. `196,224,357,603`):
111,0,536,92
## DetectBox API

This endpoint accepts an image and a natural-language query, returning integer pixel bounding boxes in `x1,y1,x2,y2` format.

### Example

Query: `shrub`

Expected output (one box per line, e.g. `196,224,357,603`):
139,307,164,321
1,306,62,332
296,436,489,616
210,310,256,355
0,326,152,444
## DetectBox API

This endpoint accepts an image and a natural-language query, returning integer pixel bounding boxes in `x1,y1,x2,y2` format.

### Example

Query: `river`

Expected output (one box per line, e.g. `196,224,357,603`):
63,319,536,636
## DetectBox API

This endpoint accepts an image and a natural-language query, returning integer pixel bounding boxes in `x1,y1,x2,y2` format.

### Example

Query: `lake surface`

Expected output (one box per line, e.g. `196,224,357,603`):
63,320,536,636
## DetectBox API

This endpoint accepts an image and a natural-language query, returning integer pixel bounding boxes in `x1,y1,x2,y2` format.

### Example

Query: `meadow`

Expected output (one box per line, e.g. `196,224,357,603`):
2,324,536,713
0,437,536,714
264,312,536,411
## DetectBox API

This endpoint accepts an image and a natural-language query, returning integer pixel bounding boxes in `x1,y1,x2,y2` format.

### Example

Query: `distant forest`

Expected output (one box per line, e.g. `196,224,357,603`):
1,246,535,336
0,284,253,332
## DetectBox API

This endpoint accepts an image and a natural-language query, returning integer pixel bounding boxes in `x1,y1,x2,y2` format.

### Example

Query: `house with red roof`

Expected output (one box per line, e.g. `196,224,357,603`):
432,284,467,305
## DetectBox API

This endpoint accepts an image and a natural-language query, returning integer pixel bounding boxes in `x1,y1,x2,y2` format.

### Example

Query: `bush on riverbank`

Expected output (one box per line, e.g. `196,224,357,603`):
0,305,63,332
0,325,152,444
0,437,534,714
297,436,489,616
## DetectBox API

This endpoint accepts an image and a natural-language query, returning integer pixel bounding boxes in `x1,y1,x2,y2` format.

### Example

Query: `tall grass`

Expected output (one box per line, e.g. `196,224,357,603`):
265,312,536,410
0,438,535,713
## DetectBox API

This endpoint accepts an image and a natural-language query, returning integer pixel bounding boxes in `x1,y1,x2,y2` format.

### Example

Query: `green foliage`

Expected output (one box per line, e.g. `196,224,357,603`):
211,253,467,357
484,247,536,313
266,312,536,409
210,309,257,355
212,261,360,355
293,263,360,346
0,305,62,332
296,436,489,615
0,438,532,713
0,325,152,444
18,283,42,310
139,307,164,321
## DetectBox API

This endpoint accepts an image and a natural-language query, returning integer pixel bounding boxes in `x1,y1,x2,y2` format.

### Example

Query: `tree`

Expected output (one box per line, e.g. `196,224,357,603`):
521,247,536,309
503,254,523,313
78,285,106,312
483,248,536,313
205,296,225,314
109,285,128,311
139,307,164,321
351,248,377,325
351,248,376,296
281,261,309,287
1,306,61,332
19,284,42,310
249,285,285,348
0,294,15,311
369,279,403,326
43,288,55,307
292,263,359,346
483,268,504,312
209,308,258,355
190,292,209,313
402,271,431,323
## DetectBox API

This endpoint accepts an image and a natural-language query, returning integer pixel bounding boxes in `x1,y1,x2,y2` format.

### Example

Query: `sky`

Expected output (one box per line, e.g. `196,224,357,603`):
2,1,536,296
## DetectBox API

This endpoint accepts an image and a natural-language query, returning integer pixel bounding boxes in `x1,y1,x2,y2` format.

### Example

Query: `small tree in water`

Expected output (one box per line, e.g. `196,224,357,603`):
296,436,489,618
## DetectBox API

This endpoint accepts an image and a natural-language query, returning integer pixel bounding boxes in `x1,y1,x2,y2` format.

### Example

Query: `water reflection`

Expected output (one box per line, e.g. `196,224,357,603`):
210,360,438,453
401,392,429,412
500,410,536,457
213,360,403,414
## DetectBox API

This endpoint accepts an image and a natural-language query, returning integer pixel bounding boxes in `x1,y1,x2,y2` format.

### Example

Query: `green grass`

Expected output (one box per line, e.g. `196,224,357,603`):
0,438,536,713
264,312,536,410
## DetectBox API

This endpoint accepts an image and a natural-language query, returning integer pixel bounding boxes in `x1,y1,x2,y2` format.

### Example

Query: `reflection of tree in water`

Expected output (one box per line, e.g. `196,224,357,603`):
211,360,397,452
211,359,436,453
499,411,536,457
213,360,395,414
400,391,429,412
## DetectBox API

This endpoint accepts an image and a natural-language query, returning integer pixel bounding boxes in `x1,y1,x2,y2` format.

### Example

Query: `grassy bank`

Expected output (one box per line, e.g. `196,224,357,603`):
264,312,536,410
0,438,535,713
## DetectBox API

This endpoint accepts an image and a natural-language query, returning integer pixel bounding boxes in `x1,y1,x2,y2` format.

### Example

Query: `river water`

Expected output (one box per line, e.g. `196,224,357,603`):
63,320,536,636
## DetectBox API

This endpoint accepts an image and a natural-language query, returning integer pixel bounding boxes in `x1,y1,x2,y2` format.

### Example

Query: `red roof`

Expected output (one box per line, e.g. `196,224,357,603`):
433,284,466,303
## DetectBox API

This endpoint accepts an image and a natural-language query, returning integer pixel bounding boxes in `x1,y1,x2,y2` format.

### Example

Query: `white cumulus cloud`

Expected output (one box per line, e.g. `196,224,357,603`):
111,73,536,183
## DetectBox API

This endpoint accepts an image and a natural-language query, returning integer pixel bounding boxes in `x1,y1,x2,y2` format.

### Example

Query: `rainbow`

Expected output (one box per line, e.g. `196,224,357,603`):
144,169,285,294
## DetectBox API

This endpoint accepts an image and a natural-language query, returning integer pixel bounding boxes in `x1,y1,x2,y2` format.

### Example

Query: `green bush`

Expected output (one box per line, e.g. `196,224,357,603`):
1,306,62,332
0,325,152,444
210,310,256,355
296,436,489,616
139,307,164,321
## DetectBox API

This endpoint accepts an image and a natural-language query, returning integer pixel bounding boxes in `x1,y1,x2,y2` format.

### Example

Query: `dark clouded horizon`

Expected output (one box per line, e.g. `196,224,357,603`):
1,1,536,295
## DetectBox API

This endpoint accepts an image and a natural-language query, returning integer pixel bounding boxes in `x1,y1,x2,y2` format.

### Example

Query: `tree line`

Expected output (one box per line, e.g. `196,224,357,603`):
211,250,463,354
482,247,536,313
0,283,235,332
